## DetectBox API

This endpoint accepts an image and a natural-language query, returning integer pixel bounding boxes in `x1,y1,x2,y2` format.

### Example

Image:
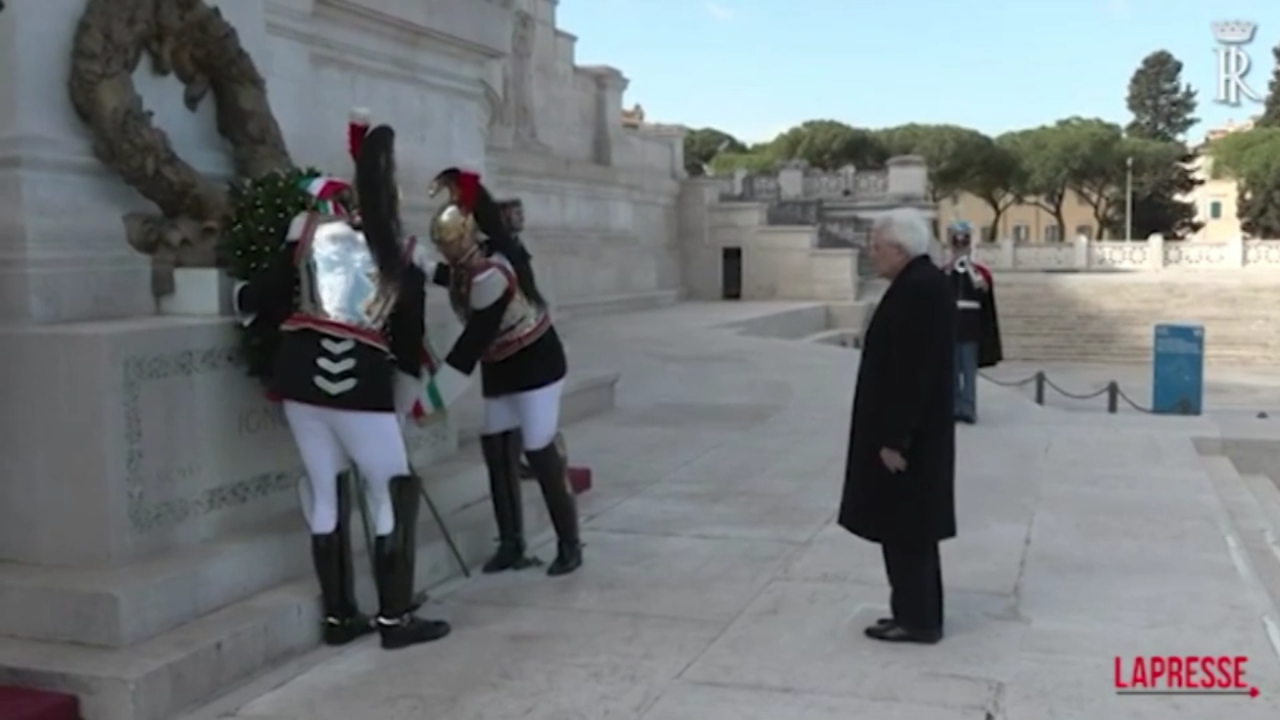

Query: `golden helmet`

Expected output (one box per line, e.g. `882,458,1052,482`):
429,202,477,257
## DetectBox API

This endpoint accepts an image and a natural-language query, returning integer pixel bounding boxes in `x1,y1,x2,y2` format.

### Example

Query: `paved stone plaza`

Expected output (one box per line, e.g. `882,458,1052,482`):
186,303,1280,720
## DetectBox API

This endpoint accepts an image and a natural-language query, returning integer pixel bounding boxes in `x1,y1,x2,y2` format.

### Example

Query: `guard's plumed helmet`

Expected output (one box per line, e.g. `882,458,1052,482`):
428,168,482,260
948,220,973,246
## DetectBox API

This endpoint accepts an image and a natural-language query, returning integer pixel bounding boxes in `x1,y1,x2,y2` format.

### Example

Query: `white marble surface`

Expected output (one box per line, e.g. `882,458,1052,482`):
200,303,1280,720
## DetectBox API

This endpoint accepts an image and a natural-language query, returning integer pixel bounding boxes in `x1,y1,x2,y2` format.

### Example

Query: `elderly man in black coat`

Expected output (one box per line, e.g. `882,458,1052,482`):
839,208,957,645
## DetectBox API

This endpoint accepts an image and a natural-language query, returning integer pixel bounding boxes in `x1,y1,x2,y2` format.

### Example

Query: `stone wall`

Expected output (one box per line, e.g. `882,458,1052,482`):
679,180,858,302
481,0,685,309
972,235,1280,272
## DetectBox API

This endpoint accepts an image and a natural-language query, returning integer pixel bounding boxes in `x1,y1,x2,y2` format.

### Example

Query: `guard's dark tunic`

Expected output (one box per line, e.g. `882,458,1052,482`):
432,258,566,398
946,262,1003,368
237,240,426,411
838,256,957,544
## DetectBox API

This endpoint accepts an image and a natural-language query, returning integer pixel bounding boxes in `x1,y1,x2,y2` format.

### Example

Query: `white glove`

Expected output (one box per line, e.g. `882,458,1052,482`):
232,281,255,327
394,371,422,420
430,363,472,409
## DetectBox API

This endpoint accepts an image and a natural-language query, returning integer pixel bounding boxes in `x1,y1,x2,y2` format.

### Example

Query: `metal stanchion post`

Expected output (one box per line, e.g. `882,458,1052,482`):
1034,371,1046,405
1107,382,1119,413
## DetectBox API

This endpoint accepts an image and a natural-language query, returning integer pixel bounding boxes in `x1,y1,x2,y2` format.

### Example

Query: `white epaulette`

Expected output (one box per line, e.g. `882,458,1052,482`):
469,265,511,309
285,212,314,242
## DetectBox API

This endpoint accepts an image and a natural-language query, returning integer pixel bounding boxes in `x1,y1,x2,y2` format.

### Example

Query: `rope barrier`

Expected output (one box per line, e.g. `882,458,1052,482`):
978,370,1156,414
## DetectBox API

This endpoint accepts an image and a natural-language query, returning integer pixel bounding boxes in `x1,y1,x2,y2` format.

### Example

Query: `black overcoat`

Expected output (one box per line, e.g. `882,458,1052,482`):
838,255,958,544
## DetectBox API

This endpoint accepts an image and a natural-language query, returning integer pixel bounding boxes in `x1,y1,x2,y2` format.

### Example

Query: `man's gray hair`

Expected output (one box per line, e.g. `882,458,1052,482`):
872,209,935,258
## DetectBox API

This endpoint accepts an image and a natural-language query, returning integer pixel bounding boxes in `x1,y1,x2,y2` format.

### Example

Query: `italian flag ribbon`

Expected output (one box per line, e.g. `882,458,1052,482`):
411,340,447,420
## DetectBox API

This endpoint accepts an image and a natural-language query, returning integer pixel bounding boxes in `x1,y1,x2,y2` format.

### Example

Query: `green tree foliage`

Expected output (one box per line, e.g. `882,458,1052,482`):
1256,45,1280,128
875,124,991,203
219,168,320,379
768,120,888,170
1055,118,1126,237
707,151,776,175
1211,128,1280,237
683,127,747,175
1123,50,1200,238
1125,50,1198,142
965,139,1023,240
997,125,1074,238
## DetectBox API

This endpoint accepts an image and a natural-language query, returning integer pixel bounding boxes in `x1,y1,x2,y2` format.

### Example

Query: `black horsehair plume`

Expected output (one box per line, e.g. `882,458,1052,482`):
354,125,408,285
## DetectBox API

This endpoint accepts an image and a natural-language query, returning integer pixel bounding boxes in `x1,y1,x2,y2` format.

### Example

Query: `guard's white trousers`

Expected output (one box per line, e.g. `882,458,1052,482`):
480,380,564,451
282,400,409,536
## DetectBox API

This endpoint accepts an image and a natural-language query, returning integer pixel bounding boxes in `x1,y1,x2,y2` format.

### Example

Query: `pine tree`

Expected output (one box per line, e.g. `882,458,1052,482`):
218,168,320,379
1240,47,1280,233
1123,50,1201,238
1256,45,1280,127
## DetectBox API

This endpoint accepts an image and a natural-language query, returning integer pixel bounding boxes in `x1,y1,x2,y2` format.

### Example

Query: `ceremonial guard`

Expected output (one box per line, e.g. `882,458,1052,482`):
423,167,583,577
944,222,1003,423
232,122,451,650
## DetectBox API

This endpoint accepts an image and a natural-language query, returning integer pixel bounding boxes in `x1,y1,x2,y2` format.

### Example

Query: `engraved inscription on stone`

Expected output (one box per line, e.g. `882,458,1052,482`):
238,403,289,436
122,347,302,533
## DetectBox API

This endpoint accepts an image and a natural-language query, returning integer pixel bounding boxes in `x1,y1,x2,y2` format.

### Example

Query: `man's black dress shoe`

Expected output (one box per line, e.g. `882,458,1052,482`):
864,621,941,644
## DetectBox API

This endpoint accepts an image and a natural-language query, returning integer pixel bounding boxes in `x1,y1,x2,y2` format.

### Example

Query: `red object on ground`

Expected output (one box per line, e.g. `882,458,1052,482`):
0,686,81,720
567,466,592,494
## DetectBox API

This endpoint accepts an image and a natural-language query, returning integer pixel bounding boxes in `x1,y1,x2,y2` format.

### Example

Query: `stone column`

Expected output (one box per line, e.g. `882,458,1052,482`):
1000,236,1017,268
1225,234,1246,268
581,66,627,166
1073,234,1091,269
1147,234,1165,270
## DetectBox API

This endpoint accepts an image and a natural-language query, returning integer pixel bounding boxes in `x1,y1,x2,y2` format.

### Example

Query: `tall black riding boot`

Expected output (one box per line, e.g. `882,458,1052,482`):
480,430,536,573
525,443,583,576
310,474,373,646
373,475,451,650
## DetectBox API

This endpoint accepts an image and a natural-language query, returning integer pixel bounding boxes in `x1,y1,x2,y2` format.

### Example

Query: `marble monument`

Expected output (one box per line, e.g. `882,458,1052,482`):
0,1,683,718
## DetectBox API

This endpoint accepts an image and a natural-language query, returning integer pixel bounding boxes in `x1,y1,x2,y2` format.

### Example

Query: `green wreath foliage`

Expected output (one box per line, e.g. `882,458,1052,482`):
219,167,321,379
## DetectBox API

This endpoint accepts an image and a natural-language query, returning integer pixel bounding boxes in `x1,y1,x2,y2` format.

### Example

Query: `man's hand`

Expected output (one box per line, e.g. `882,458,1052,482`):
880,447,907,473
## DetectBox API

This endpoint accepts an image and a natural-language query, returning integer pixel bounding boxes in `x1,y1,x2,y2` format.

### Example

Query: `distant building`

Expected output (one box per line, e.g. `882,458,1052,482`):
1184,118,1253,240
938,190,1098,243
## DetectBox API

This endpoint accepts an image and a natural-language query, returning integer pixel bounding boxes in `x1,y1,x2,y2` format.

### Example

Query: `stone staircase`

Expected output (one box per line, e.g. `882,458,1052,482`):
997,272,1280,366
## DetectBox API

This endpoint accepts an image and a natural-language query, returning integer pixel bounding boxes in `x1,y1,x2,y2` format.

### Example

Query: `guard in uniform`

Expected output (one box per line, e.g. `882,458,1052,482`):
424,168,583,577
944,222,1002,423
233,124,451,650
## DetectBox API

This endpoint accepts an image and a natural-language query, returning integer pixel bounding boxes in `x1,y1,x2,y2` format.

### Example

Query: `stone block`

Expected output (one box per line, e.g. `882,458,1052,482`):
158,269,234,317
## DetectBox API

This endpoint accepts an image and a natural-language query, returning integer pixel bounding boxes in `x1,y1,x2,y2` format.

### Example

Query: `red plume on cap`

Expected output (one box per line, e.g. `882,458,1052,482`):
455,170,481,212
348,108,370,162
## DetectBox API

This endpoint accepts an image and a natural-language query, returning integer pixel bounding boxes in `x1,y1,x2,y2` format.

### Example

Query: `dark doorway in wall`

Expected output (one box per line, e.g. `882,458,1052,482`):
721,247,742,300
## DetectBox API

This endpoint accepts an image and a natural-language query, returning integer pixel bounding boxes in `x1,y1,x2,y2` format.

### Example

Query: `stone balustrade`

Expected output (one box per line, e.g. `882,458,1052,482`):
971,235,1280,272
710,157,924,202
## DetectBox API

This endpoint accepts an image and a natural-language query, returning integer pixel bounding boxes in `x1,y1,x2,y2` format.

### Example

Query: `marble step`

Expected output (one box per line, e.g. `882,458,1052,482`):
554,289,679,321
